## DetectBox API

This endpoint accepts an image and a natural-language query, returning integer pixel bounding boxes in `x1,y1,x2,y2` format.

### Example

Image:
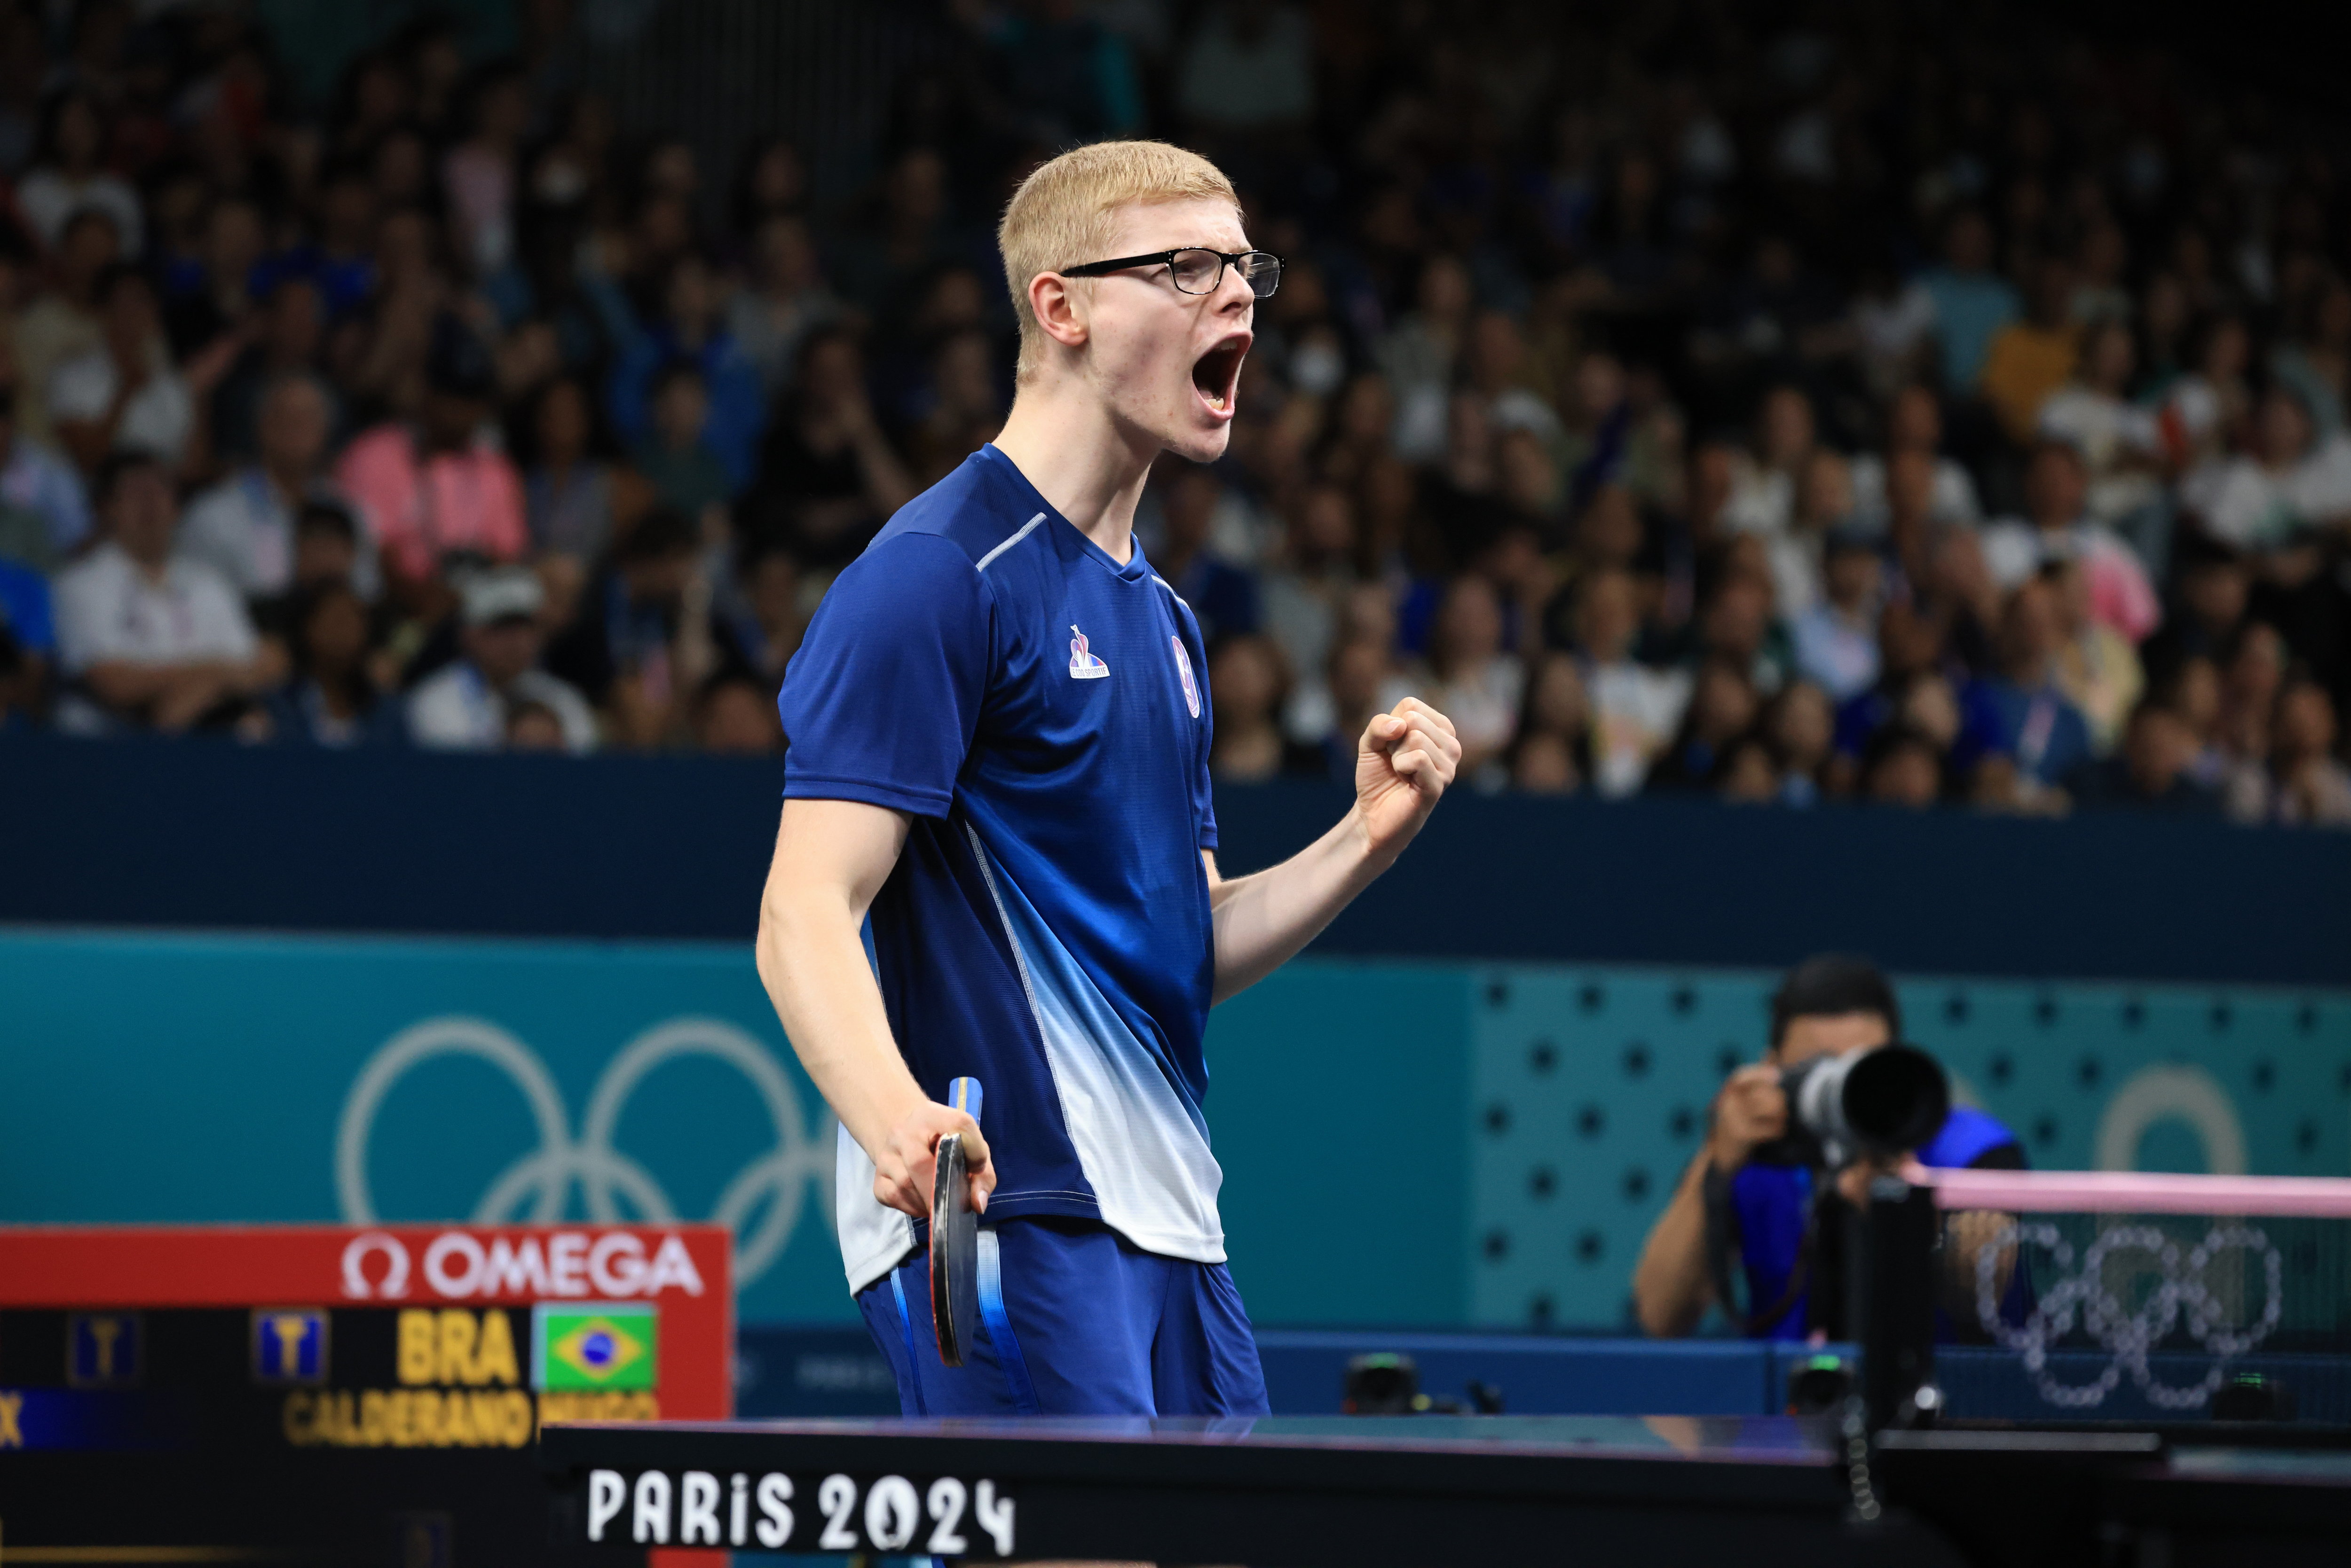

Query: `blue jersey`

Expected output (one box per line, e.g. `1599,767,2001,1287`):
1730,1105,2026,1340
778,444,1222,1294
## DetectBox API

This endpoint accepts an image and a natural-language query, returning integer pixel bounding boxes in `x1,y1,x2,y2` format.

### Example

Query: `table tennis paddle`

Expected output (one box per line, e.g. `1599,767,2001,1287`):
931,1076,984,1369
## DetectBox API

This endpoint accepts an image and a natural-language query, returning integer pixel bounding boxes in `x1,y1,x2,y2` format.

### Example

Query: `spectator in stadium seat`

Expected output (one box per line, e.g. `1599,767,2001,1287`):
1980,257,2080,449
2036,318,2166,528
742,327,915,568
0,550,53,714
1861,725,1947,809
546,506,710,746
1645,655,1758,793
2070,697,2222,815
2178,384,2351,553
15,88,143,256
602,252,765,491
1790,528,1884,703
1981,441,2160,643
1208,634,1315,782
1153,465,1259,645
0,379,90,567
1633,954,2026,1339
180,372,376,604
631,359,737,523
2048,556,2144,754
1508,649,1594,794
1722,384,1818,538
727,215,842,398
207,276,334,466
2140,533,2248,681
1850,384,1983,530
1915,209,2018,396
1384,575,1522,776
2226,679,2351,827
521,377,621,563
12,207,118,447
406,567,595,753
1763,678,1835,805
260,582,402,748
1574,566,1690,796
50,265,194,473
1954,577,2094,794
337,315,529,595
52,454,275,734
694,668,785,755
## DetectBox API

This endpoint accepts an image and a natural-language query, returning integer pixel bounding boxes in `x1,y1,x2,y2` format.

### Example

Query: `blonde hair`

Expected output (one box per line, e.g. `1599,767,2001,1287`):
997,140,1239,383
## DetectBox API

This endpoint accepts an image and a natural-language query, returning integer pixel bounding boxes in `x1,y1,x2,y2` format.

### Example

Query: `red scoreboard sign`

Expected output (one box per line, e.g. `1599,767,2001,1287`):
0,1224,731,1560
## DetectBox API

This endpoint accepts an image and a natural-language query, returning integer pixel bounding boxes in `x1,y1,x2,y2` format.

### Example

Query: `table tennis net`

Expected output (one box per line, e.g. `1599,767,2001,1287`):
1920,1170,2351,1426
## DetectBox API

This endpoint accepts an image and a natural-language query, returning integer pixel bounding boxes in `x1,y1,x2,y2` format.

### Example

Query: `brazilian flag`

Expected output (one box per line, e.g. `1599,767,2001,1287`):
532,1303,658,1391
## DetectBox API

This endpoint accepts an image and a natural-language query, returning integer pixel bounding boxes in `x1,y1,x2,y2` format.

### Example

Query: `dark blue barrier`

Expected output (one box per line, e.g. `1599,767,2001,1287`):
4,732,2344,984
732,1324,1782,1418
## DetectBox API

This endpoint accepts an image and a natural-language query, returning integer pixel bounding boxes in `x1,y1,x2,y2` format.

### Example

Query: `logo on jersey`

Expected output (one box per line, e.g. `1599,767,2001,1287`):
1068,625,1109,680
1170,636,1201,718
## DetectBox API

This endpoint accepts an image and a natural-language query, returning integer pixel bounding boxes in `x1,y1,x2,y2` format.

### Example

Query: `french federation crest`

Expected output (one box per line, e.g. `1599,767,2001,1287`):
1170,636,1200,718
1068,625,1109,679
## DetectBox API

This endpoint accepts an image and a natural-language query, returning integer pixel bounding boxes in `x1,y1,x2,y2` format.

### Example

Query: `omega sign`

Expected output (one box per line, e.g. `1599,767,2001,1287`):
339,1229,706,1301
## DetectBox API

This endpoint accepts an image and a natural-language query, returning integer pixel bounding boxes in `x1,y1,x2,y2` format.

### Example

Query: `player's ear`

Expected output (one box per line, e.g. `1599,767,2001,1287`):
1028,270,1089,353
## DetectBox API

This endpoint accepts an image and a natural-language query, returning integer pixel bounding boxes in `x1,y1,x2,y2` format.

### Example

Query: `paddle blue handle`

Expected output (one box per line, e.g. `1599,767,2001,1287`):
949,1076,984,1126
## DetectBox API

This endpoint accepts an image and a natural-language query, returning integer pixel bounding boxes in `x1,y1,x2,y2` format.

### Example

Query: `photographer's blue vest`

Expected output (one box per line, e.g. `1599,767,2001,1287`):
1728,1105,2023,1341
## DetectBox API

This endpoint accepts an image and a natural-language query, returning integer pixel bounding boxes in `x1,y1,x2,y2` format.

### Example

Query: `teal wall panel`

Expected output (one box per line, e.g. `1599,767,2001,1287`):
1465,968,2351,1331
1208,961,1473,1327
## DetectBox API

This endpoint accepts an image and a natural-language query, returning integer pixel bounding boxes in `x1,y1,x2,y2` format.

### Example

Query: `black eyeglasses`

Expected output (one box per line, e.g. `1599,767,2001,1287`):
1060,248,1283,299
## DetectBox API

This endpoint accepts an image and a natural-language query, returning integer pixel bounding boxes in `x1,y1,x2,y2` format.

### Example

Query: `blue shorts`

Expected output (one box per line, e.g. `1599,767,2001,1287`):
854,1216,1269,1417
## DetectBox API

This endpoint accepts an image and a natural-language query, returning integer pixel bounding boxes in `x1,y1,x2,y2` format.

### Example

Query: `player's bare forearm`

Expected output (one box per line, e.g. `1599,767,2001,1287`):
1202,808,1383,1003
754,799,993,1215
1632,1152,1717,1337
1205,697,1460,1004
756,800,923,1152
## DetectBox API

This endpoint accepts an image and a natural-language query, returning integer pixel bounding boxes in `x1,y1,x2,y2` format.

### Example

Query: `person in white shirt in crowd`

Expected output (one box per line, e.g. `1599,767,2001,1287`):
0,378,91,568
1722,383,1818,537
405,566,596,754
179,371,378,602
1791,528,1885,703
2156,314,2255,471
49,265,194,474
2036,318,2167,528
1849,384,1983,530
1381,574,1525,778
52,452,275,734
15,90,144,256
2179,384,2351,552
1573,565,1691,796
1380,255,1475,464
1764,445,1856,622
1982,440,2162,643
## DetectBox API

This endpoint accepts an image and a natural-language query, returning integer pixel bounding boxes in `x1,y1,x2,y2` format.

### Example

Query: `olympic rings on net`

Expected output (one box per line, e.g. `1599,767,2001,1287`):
335,1015,835,1289
1973,1218,2284,1411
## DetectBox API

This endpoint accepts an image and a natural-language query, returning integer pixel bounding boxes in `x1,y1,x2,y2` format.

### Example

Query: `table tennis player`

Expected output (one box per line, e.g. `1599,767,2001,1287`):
754,141,1460,1418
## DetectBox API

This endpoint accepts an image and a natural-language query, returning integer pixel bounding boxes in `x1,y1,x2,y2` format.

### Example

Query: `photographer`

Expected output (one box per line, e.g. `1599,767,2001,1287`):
1632,955,2024,1339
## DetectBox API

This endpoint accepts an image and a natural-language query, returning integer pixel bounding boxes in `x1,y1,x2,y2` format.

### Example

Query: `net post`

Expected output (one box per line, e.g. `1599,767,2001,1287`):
1861,1174,1939,1433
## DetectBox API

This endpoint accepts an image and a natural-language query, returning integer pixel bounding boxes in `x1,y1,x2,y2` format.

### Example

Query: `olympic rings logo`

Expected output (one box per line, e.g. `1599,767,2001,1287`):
335,1016,835,1290
1975,1220,2284,1410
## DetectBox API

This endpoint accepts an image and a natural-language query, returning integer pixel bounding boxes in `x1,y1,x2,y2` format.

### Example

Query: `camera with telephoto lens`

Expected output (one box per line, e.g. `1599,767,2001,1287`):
1747,1043,1950,1171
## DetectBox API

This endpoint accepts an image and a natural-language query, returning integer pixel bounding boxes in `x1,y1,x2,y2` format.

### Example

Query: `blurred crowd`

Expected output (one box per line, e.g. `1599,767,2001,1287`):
0,0,2348,827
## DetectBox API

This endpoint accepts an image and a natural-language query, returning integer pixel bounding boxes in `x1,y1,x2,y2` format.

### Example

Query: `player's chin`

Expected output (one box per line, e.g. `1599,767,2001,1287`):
1164,418,1234,465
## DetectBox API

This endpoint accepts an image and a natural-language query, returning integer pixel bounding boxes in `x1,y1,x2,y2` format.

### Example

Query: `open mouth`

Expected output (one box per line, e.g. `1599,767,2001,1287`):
1191,334,1249,418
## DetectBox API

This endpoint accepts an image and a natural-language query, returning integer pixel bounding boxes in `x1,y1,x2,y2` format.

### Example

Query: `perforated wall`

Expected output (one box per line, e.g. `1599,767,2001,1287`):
1467,969,2351,1331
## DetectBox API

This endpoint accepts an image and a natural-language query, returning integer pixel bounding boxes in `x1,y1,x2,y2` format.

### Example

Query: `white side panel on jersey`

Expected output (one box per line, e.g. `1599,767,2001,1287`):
836,1123,917,1294
966,825,1228,1265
